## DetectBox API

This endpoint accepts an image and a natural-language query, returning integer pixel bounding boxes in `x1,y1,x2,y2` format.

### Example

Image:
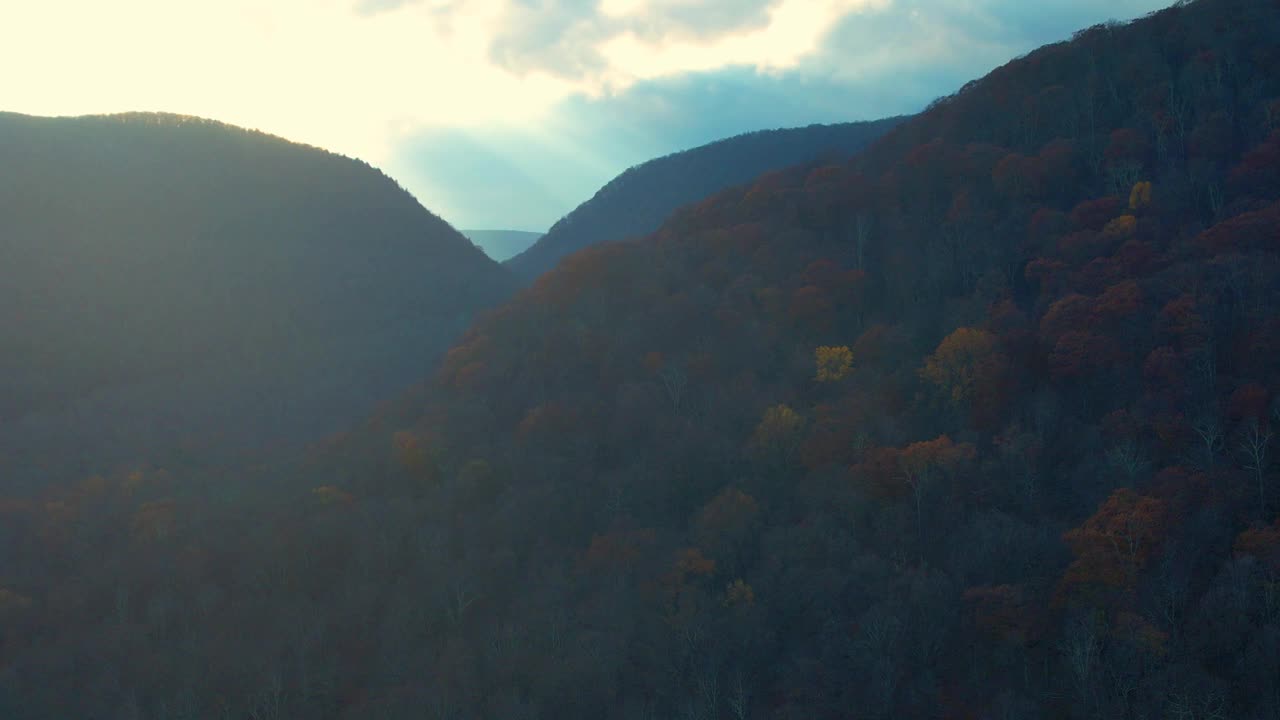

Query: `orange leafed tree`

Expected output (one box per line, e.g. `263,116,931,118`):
921,327,1003,407
897,435,976,561
131,500,178,543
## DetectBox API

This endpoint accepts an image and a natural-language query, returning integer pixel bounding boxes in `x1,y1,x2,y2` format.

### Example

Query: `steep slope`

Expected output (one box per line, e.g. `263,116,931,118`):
0,112,512,484
504,117,903,281
462,228,544,261
5,1,1280,718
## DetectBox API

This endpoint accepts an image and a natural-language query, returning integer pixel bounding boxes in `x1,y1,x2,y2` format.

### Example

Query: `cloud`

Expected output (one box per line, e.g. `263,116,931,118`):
811,0,1174,82
477,0,866,84
389,0,1173,230
4,0,1176,231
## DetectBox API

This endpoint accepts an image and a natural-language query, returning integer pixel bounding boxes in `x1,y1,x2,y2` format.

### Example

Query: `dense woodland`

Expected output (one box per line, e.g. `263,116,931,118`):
4,0,1280,718
505,118,903,282
0,113,511,490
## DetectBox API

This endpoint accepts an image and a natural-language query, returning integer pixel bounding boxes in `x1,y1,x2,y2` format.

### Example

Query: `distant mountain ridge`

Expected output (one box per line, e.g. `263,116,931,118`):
504,117,905,281
0,111,512,485
463,229,544,261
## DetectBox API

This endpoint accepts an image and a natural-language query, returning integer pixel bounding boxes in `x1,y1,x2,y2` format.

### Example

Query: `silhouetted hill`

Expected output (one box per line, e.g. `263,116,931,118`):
504,117,904,281
0,112,512,485
6,1,1280,718
462,228,544,261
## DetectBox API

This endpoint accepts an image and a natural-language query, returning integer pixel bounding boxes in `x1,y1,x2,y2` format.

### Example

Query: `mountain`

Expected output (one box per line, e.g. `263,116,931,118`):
462,228,544,261
6,1,1280,718
504,117,905,282
0,112,512,485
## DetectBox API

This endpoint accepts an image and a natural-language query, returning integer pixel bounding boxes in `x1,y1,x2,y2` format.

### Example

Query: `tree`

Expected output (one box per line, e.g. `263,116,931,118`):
1236,419,1273,513
311,486,354,507
1059,489,1170,603
749,405,805,468
1128,181,1153,210
394,430,441,486
920,327,1005,416
1228,130,1280,198
814,345,854,382
897,436,975,563
694,488,759,573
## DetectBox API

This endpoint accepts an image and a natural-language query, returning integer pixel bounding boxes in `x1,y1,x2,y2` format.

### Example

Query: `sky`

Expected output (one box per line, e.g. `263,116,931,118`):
3,0,1173,231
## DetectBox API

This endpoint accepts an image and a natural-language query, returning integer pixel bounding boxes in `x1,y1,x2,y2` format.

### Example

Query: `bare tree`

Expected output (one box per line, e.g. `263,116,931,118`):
854,212,873,271
1106,439,1147,486
659,364,688,416
1061,615,1101,708
1236,418,1273,511
726,668,751,720
1190,412,1223,471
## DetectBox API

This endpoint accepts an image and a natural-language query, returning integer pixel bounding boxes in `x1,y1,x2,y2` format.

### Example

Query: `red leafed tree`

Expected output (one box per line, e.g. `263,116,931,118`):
802,400,870,470
694,487,760,570
1048,330,1116,381
1028,207,1070,247
964,584,1039,646
1040,294,1096,343
1142,346,1187,396
855,445,905,500
1228,130,1280,197
1194,200,1280,256
1039,138,1081,198
1093,280,1143,325
1059,489,1170,604
789,285,835,336
1070,196,1126,231
1024,257,1071,297
992,153,1045,201
1234,520,1280,572
1227,383,1270,425
1105,128,1150,186
1158,294,1211,350
582,527,657,575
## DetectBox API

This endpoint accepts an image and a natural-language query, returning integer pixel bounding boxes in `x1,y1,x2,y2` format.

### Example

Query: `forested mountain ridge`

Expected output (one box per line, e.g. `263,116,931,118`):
504,117,904,282
463,228,544,261
0,112,512,486
4,0,1280,718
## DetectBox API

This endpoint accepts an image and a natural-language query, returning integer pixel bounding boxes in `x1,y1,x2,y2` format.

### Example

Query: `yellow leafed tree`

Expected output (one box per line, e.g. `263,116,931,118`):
1129,180,1152,210
814,345,854,382
724,579,755,607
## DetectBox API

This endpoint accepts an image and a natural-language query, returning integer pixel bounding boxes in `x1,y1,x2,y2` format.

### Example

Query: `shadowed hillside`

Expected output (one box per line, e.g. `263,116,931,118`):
504,117,904,282
0,112,512,485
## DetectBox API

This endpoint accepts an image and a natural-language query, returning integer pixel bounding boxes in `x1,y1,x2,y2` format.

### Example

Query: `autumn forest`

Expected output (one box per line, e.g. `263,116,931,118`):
3,0,1280,718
